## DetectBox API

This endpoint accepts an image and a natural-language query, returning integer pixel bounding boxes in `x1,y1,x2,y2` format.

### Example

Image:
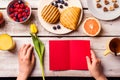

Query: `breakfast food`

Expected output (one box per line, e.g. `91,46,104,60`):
0,12,4,24
60,7,81,30
109,6,114,11
112,0,117,3
51,0,68,8
0,34,15,50
53,25,61,30
96,0,119,12
114,3,119,8
103,7,108,12
104,0,109,5
82,17,101,36
97,3,102,8
7,0,31,23
41,5,60,24
110,38,120,54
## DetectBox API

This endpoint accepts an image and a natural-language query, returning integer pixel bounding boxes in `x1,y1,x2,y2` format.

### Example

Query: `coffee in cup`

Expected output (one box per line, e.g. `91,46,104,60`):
104,38,120,56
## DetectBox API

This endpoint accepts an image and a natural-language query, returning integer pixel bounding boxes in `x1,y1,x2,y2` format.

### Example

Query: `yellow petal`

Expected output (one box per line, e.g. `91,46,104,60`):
30,23,38,34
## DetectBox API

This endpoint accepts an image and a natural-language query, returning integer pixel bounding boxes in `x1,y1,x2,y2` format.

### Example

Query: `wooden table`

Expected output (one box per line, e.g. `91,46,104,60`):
0,0,120,77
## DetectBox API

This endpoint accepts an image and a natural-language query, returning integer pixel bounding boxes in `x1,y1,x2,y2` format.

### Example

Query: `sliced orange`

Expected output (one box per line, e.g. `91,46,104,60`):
82,17,101,36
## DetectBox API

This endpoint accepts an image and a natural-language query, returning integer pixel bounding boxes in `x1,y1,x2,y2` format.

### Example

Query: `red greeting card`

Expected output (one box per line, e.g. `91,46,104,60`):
49,40,91,70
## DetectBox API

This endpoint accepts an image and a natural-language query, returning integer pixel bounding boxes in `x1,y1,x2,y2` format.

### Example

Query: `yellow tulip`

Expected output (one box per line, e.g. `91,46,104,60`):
30,23,38,34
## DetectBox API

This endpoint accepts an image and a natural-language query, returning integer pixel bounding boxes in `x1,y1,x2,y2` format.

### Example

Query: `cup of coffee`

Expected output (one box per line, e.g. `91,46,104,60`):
104,38,120,56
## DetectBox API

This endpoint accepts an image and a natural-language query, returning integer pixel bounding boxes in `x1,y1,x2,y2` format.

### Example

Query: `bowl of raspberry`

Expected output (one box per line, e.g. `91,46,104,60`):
7,0,31,23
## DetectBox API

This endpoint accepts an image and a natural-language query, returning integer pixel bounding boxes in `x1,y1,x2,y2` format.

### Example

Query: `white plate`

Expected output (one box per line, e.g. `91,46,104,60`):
38,0,83,34
87,0,120,20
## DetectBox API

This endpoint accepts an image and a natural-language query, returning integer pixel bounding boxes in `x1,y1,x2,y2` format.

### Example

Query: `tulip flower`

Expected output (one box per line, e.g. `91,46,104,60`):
30,23,45,80
30,23,38,34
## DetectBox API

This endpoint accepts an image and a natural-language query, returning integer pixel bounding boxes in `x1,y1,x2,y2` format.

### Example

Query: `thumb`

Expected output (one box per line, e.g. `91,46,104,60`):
86,56,91,68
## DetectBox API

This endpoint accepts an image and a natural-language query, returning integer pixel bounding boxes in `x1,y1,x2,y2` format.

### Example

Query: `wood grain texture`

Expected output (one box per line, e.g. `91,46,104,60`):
0,37,120,77
0,10,120,36
0,0,120,77
0,0,88,8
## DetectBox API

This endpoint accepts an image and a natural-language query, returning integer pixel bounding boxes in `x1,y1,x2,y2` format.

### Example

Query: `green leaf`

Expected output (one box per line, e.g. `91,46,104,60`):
36,36,45,57
31,34,40,56
30,33,45,80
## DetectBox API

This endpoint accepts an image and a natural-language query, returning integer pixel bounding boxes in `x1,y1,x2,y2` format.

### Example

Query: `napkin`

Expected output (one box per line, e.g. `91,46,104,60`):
49,40,91,70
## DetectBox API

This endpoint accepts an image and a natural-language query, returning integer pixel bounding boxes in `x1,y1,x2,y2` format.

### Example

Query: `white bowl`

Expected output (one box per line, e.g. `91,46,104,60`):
7,0,31,23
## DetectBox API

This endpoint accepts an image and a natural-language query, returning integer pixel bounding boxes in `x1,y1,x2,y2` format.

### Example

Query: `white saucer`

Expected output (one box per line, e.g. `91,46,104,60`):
87,0,120,20
38,0,83,34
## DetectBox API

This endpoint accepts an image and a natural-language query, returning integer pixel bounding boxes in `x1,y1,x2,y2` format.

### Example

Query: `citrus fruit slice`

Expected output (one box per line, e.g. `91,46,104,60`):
82,17,101,36
0,34,15,50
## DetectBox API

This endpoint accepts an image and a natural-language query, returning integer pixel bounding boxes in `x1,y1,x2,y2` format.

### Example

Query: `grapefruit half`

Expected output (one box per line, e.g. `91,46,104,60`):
82,17,101,36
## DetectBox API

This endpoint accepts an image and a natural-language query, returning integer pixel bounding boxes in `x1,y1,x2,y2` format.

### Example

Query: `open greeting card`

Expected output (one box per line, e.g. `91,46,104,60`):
49,40,91,70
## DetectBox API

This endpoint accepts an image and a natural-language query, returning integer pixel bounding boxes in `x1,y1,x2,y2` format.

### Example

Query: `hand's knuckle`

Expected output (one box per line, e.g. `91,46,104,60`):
25,56,29,60
20,58,24,61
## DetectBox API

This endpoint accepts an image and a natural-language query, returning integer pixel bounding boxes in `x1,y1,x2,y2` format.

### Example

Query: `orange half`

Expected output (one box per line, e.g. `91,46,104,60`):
83,17,101,36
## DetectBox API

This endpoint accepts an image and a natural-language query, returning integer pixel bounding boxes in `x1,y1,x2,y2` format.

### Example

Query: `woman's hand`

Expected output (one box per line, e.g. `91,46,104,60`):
86,50,107,80
17,44,35,80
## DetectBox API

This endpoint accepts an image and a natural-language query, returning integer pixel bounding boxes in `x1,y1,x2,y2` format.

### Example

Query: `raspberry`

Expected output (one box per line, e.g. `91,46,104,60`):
9,8,14,12
24,16,27,19
18,13,22,18
20,3,24,8
14,13,18,17
13,17,16,21
18,9,23,12
16,4,20,8
8,0,30,22
14,8,18,12
22,12,26,16
10,13,14,18
27,12,30,16
14,12,18,16
19,18,23,22
14,2,18,7
26,7,30,11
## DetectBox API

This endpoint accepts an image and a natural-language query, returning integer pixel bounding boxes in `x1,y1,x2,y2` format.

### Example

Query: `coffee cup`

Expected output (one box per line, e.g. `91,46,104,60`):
104,38,120,56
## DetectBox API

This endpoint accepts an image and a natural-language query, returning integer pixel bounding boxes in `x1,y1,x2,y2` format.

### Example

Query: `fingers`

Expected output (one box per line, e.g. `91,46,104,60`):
31,53,35,64
86,56,91,68
18,44,26,55
26,46,33,60
91,50,97,60
22,44,31,56
18,44,35,64
20,44,26,52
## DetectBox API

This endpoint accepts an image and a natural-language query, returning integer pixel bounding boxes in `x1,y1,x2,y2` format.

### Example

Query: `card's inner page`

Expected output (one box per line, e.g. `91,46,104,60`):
70,40,90,70
49,40,70,70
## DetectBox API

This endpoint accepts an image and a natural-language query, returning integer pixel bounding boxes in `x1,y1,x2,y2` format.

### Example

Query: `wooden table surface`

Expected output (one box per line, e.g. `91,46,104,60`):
0,0,120,77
